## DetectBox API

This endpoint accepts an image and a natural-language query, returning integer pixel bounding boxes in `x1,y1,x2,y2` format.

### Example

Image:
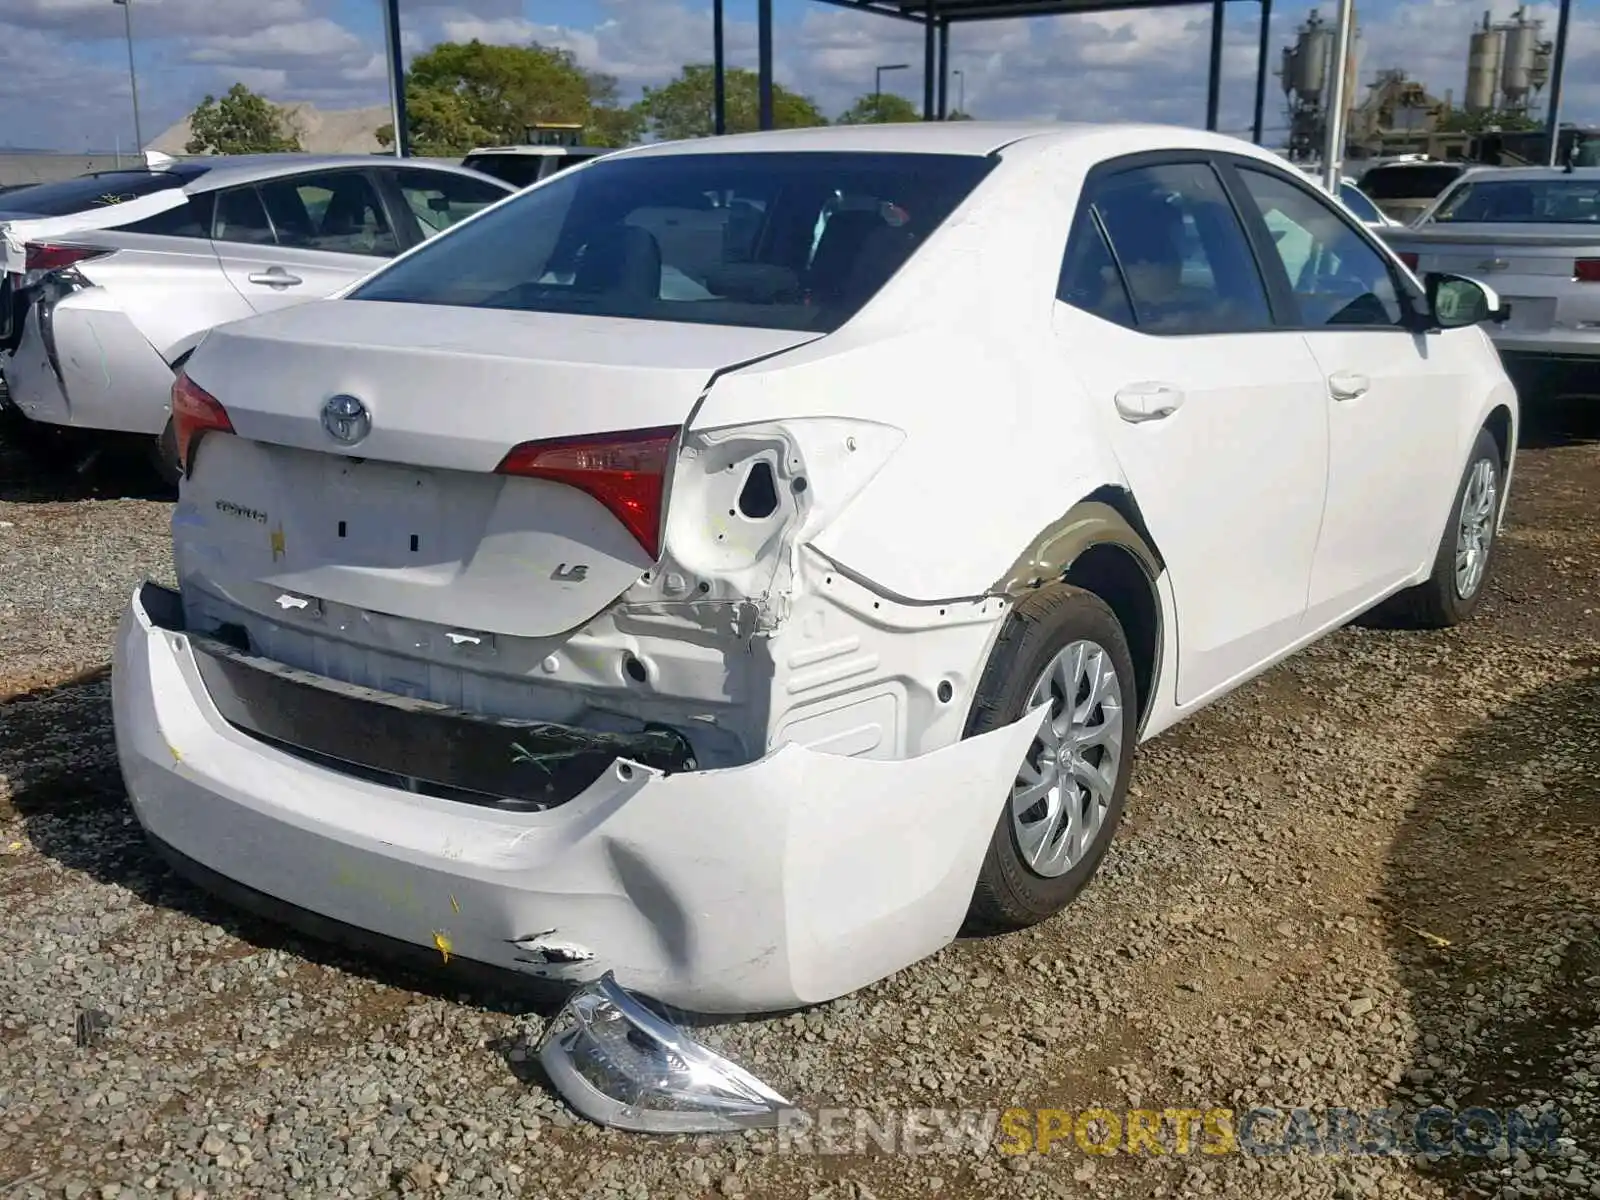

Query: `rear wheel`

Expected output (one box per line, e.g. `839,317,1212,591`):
963,585,1138,935
1384,426,1502,629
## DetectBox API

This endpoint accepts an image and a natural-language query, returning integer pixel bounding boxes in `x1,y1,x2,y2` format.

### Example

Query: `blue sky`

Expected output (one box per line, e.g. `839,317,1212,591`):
3,0,1597,151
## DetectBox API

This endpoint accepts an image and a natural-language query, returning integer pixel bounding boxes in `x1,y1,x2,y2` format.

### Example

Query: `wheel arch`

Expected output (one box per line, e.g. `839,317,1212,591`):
989,491,1167,733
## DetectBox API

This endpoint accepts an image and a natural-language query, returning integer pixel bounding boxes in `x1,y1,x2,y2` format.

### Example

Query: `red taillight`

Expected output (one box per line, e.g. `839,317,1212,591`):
1397,251,1420,271
171,370,234,474
1575,258,1600,282
496,426,679,560
24,242,106,273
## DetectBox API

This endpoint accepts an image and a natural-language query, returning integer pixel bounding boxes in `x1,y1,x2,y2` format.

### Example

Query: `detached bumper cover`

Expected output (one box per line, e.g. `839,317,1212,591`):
112,582,1044,1013
8,292,174,436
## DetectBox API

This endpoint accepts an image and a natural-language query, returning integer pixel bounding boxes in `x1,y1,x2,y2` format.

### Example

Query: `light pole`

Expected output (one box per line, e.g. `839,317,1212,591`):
875,62,909,97
953,68,964,114
111,0,143,154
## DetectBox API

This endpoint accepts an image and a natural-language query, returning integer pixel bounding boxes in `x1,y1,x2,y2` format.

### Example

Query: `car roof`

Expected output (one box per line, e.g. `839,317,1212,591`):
179,153,505,194
465,145,611,157
611,120,1269,161
1452,164,1600,183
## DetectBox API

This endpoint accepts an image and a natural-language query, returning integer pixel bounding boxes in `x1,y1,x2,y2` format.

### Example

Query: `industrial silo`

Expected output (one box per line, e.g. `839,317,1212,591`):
1466,11,1505,113
1499,7,1549,111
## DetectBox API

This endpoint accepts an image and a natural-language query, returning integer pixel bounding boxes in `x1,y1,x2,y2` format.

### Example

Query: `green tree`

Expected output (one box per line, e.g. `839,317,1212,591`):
185,84,302,155
1437,107,1538,134
946,108,974,121
836,92,921,124
633,65,826,140
376,40,642,155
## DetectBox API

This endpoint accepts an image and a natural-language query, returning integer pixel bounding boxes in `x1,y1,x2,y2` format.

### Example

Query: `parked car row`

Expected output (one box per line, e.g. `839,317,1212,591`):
1378,165,1600,388
1,154,515,479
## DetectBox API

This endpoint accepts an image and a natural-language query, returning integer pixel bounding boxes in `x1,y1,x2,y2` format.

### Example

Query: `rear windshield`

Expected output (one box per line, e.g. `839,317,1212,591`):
351,150,998,333
460,154,548,190
1430,177,1600,224
1337,182,1384,223
1359,165,1464,202
0,169,196,217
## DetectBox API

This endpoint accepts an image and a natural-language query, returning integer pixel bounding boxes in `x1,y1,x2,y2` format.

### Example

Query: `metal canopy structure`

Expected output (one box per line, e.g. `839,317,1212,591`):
714,0,1281,145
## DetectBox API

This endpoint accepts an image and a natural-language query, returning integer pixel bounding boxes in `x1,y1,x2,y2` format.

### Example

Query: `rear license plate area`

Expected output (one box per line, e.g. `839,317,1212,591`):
1501,296,1557,331
320,457,443,566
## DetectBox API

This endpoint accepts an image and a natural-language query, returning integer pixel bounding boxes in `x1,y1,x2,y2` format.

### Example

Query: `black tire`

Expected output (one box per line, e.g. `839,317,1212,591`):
1383,427,1504,630
963,584,1138,935
148,419,182,490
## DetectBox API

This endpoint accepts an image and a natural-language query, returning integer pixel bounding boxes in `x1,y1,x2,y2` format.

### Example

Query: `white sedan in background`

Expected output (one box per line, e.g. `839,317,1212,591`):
111,121,1516,1131
2,154,512,480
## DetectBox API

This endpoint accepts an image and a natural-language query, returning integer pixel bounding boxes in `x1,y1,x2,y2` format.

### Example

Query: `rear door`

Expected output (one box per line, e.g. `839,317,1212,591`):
1053,155,1331,707
1224,158,1467,622
211,168,399,315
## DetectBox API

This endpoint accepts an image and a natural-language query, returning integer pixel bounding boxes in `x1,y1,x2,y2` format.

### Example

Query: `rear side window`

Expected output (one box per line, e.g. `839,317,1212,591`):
1079,161,1272,335
120,194,216,239
0,170,190,217
351,151,997,334
1057,207,1136,328
461,154,545,189
213,187,276,245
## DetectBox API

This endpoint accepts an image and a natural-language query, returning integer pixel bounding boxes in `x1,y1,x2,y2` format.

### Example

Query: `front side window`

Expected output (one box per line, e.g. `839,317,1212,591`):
1081,161,1272,335
350,151,997,333
256,171,398,257
1236,166,1406,329
1430,177,1600,224
395,169,509,238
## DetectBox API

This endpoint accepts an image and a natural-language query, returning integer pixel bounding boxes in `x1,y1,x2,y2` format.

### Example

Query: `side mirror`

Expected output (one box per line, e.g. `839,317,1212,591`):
1425,272,1511,328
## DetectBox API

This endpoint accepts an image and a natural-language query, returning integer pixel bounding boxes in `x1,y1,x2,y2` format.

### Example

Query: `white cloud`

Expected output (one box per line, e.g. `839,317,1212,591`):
4,0,1600,153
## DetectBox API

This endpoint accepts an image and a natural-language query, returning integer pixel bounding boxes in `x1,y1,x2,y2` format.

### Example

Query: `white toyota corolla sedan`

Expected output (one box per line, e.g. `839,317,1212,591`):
111,122,1517,1038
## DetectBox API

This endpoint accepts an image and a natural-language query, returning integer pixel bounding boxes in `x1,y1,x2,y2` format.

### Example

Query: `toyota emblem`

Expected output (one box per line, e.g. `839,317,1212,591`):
321,394,371,446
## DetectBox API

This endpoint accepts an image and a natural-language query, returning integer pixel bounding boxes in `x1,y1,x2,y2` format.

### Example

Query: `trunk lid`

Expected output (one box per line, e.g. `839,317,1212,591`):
1380,222,1600,278
178,299,821,640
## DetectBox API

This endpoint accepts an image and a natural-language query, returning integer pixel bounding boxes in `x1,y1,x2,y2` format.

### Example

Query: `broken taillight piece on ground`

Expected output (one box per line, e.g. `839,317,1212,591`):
495,426,679,560
537,972,792,1133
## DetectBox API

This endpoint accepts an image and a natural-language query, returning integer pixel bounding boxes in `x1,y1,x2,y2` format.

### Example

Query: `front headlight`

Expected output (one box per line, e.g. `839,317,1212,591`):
537,972,792,1133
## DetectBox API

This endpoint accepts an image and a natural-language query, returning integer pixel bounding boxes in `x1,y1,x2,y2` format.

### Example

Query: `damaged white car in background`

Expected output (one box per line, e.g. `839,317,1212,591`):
111,121,1519,1132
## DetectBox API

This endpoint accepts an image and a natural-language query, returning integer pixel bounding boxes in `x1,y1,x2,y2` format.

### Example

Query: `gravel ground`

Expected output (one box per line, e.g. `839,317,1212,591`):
1,400,1597,1200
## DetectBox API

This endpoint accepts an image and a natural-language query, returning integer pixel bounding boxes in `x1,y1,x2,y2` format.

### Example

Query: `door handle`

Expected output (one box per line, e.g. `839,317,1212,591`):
1328,370,1370,400
246,268,303,288
1113,383,1185,423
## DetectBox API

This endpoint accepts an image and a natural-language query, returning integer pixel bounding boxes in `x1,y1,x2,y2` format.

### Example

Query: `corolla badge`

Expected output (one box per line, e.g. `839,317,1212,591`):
321,394,371,445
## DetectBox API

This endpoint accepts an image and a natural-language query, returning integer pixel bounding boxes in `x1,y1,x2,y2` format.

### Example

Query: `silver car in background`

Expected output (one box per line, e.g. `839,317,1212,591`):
1379,166,1600,389
3,155,514,480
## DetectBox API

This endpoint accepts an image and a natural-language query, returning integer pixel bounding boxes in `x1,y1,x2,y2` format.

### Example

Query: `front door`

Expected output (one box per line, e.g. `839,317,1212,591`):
1053,157,1331,707
1224,160,1467,626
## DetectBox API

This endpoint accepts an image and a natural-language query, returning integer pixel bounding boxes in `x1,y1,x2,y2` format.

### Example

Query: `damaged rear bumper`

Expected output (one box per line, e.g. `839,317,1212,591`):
112,581,1043,1014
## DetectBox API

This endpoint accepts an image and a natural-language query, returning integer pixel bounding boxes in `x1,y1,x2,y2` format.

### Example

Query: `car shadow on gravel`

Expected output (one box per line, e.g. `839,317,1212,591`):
0,668,568,1022
0,417,174,503
1382,665,1600,1191
1509,380,1600,451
